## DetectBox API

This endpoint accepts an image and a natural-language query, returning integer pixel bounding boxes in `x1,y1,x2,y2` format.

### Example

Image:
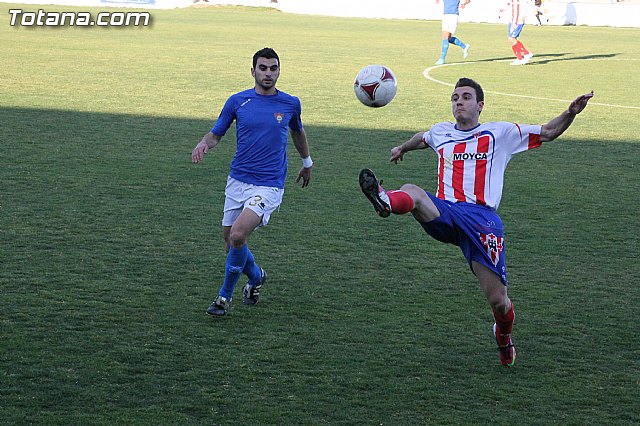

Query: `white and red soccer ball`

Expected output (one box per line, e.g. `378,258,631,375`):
353,64,397,108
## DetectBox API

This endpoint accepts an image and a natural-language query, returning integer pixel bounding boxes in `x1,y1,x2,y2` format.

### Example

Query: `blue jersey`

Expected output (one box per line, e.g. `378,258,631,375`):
211,88,303,189
443,0,462,15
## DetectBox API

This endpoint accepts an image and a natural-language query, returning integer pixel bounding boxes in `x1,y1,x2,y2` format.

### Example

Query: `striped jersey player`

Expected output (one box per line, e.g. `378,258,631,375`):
502,0,534,64
427,120,541,210
506,0,529,25
359,78,593,367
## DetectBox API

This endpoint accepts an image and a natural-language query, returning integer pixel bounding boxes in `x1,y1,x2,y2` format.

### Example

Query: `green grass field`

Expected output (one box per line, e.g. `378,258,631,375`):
1,4,639,424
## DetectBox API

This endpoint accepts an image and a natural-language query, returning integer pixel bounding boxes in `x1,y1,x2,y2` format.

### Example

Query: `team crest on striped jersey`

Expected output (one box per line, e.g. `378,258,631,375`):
480,232,503,266
274,113,284,123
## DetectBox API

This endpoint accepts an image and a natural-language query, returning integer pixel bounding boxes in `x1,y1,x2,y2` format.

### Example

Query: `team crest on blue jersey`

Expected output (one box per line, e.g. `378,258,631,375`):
274,113,284,123
480,232,503,266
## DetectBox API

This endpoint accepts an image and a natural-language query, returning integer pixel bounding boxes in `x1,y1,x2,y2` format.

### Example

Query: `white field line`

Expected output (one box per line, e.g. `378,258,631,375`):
422,59,640,110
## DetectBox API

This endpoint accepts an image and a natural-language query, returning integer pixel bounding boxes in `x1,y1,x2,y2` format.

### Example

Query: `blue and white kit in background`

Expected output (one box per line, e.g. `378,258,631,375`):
419,121,543,284
443,0,463,15
211,88,304,227
441,0,463,33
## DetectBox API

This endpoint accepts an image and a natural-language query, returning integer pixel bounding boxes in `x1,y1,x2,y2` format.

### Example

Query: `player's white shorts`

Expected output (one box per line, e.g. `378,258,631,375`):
442,14,459,34
222,176,284,228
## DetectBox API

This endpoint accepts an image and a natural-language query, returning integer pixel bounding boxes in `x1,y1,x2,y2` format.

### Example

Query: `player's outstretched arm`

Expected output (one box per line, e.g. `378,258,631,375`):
540,91,594,143
390,132,427,164
192,132,221,164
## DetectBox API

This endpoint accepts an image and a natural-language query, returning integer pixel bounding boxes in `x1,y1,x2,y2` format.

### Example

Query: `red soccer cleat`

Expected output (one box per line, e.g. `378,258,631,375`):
493,323,516,367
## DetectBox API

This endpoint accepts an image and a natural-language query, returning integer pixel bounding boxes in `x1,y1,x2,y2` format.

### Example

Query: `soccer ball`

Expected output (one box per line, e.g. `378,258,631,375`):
353,65,397,108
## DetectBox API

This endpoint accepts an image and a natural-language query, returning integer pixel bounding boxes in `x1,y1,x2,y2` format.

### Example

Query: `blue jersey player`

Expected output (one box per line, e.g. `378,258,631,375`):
192,48,313,317
434,0,471,65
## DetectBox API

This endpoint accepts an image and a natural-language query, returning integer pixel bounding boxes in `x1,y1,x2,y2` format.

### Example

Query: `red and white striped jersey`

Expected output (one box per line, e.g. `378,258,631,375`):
422,121,542,211
506,0,531,24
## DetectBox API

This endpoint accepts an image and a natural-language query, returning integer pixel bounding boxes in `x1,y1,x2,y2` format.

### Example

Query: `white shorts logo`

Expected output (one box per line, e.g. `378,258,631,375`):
222,177,284,228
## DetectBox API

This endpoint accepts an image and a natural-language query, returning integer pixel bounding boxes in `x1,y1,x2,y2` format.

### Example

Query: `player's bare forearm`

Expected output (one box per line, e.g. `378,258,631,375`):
191,131,221,163
291,128,313,188
400,132,428,153
390,132,427,163
540,111,577,143
291,128,310,158
540,92,593,143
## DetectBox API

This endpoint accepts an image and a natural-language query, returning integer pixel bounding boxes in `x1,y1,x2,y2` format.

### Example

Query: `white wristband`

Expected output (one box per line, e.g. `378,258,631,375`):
302,156,313,168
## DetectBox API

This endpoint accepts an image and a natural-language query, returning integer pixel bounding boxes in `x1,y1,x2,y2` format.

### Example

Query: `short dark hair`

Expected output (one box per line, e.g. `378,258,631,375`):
253,47,280,68
455,77,484,102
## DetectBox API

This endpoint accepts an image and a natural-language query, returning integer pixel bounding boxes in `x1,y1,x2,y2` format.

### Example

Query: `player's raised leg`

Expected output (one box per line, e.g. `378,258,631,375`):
359,169,441,223
448,36,469,59
359,168,392,217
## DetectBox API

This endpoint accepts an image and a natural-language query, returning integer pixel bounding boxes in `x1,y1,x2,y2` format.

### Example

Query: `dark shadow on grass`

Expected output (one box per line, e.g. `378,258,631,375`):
3,105,637,262
529,52,619,65
458,53,569,64
2,105,639,425
459,53,617,66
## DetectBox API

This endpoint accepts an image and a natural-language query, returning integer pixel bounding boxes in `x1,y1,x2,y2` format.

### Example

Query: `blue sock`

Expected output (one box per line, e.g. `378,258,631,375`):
243,248,262,286
440,39,450,59
449,36,466,48
219,244,249,299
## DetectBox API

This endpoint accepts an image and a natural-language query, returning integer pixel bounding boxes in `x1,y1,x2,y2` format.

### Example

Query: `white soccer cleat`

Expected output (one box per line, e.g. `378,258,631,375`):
510,58,525,66
463,44,471,59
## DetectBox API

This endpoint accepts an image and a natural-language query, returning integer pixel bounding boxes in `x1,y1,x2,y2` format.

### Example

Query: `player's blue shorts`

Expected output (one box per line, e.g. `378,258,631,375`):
508,23,524,38
419,192,508,285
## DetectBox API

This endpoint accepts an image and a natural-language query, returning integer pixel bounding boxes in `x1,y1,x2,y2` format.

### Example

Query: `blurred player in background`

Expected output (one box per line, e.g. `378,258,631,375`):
534,0,544,26
359,78,593,366
501,0,534,65
435,0,471,65
192,47,313,317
